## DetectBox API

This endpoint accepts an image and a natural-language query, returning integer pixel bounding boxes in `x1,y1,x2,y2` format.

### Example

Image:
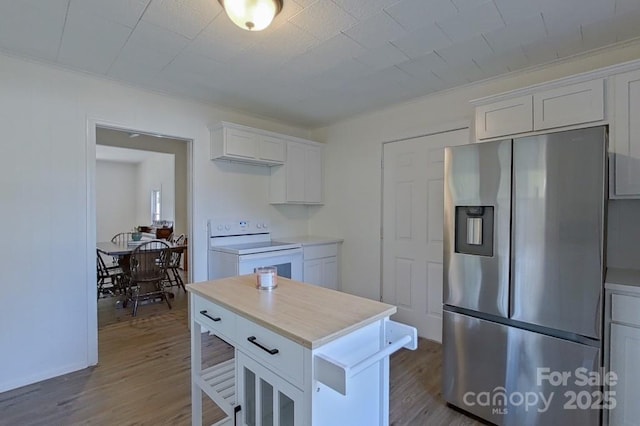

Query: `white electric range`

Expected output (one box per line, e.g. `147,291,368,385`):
207,219,303,281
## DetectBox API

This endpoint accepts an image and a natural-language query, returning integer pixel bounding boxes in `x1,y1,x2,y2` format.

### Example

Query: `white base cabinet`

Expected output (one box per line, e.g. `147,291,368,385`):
302,243,340,290
606,285,640,426
609,323,640,426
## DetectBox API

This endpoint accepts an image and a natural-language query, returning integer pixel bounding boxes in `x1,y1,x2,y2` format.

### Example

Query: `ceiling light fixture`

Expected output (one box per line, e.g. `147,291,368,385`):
218,0,283,31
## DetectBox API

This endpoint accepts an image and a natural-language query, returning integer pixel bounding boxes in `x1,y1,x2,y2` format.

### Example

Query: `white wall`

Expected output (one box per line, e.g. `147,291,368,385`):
96,161,137,242
0,52,313,393
136,153,175,227
310,41,640,301
608,200,640,269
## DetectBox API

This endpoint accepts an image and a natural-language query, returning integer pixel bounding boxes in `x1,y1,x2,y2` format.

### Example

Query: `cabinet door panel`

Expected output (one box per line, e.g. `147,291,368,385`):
303,259,322,287
610,323,640,426
323,257,338,290
475,95,533,139
237,351,304,426
260,136,285,163
533,79,604,130
286,143,306,202
225,128,258,159
304,145,323,203
613,69,640,197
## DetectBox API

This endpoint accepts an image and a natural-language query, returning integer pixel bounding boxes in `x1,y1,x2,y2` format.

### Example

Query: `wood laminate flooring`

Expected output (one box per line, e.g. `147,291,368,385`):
1,280,481,426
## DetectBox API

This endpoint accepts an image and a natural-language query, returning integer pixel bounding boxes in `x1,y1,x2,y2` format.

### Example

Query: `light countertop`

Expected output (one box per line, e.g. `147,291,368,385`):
187,275,395,349
272,235,343,246
605,267,640,293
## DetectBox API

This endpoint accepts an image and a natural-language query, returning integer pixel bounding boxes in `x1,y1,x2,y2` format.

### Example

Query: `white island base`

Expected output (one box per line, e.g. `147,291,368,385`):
188,275,417,426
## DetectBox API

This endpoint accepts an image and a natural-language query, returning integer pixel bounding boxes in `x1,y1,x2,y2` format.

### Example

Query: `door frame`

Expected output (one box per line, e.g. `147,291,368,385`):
85,118,194,365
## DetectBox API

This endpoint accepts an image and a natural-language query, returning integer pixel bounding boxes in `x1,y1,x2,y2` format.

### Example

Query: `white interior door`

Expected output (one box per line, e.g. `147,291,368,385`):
382,128,469,342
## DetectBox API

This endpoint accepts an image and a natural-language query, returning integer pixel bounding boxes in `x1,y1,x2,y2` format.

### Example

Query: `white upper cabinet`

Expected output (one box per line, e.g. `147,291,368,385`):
533,79,604,130
210,122,285,166
270,140,324,205
612,69,640,197
473,78,605,140
475,95,533,140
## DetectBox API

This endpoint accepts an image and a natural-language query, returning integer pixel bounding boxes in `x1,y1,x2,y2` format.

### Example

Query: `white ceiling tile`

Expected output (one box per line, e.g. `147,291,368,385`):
109,20,189,77
310,58,375,90
617,0,640,15
435,36,493,65
614,10,640,42
70,0,151,28
354,44,409,70
344,11,408,49
293,33,366,70
396,51,448,78
291,0,319,8
483,14,546,54
552,29,585,58
385,0,459,32
288,1,358,41
437,1,505,42
451,0,491,12
522,38,559,65
580,18,619,51
141,0,220,40
474,47,529,74
542,0,615,37
492,0,555,26
391,23,452,58
0,0,68,61
249,23,320,61
186,13,259,63
332,0,400,20
58,6,133,74
431,60,484,84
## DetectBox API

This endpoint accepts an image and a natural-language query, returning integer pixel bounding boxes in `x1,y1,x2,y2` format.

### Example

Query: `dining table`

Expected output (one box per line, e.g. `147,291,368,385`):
97,239,187,303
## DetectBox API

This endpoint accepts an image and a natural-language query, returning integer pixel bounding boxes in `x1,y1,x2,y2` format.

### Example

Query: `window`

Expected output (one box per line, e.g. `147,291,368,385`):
151,189,161,222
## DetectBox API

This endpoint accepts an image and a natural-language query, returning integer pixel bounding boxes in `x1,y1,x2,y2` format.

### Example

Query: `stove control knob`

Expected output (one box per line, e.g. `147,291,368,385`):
216,225,223,231
225,224,231,231
262,223,268,229
256,223,262,229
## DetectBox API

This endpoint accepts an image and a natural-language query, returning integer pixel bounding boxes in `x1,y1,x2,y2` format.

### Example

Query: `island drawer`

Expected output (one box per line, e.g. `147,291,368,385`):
236,316,304,389
611,293,640,327
194,296,237,340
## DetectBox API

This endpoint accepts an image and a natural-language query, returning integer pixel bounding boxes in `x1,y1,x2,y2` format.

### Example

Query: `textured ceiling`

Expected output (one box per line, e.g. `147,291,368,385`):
1,0,640,127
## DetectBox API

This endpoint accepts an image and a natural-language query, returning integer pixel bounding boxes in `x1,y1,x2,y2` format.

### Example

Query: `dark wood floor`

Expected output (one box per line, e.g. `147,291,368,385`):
1,278,480,425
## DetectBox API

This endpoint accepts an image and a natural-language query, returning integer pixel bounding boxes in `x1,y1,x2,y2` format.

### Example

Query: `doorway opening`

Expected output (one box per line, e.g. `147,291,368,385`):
89,122,193,364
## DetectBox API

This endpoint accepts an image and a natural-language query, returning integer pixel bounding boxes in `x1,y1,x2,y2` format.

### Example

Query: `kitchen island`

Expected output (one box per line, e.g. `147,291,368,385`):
187,275,416,426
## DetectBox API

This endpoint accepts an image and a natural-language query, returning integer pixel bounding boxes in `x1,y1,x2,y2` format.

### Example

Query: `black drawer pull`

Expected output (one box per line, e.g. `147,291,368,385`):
247,336,279,355
200,310,221,322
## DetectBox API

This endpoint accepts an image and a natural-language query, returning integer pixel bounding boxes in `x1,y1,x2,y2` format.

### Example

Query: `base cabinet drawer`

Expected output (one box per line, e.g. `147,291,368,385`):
236,316,305,389
194,296,237,340
611,293,640,327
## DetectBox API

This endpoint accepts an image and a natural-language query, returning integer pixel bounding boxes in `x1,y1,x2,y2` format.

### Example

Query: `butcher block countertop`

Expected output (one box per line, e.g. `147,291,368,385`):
187,275,396,349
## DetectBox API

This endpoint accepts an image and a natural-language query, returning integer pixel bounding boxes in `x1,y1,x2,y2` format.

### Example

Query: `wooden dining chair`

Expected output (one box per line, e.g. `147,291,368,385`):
96,249,124,299
111,232,134,244
164,234,186,292
124,240,172,316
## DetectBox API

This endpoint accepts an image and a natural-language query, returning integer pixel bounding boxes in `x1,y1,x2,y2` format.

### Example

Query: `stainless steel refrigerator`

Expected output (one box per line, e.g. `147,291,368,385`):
443,126,607,426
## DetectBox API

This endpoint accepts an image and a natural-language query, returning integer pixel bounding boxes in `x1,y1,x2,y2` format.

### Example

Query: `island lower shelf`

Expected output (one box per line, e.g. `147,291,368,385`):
188,275,417,426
